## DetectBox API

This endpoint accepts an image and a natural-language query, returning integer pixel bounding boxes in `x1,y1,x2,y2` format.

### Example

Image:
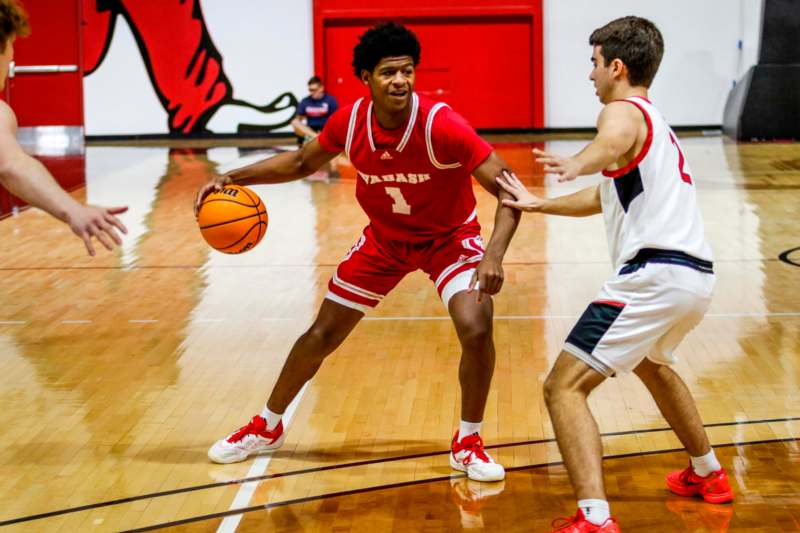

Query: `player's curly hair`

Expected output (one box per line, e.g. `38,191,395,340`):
352,22,421,78
0,0,29,52
590,16,663,87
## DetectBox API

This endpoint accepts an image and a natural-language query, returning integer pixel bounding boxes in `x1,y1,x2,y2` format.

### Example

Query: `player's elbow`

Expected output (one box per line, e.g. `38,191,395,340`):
295,150,317,177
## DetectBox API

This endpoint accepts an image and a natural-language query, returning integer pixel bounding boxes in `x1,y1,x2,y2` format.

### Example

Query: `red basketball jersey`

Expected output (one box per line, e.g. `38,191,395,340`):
318,93,492,243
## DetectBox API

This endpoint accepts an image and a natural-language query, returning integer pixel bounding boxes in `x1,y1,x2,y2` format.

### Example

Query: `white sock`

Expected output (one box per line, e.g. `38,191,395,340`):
260,406,283,431
691,449,721,477
459,420,482,439
578,499,610,526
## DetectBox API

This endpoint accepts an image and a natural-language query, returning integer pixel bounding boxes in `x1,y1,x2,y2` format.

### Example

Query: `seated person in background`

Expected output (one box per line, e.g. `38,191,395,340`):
291,76,338,145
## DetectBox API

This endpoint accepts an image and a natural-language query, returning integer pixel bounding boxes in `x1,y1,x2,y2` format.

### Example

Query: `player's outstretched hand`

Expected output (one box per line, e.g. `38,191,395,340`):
194,175,232,217
496,170,546,212
468,255,503,303
533,148,581,182
67,205,128,257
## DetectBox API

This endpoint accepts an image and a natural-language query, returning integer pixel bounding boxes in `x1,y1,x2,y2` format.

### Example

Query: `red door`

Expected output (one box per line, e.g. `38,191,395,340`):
0,0,84,217
315,0,544,129
324,18,535,129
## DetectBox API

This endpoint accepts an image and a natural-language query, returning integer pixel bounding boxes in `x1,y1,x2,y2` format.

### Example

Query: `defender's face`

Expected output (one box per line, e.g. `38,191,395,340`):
363,55,415,114
0,37,15,91
589,45,613,104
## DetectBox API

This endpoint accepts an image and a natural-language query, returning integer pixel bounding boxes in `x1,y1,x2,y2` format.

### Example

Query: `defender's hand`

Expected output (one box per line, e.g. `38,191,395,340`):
533,148,581,182
496,170,546,212
67,205,128,256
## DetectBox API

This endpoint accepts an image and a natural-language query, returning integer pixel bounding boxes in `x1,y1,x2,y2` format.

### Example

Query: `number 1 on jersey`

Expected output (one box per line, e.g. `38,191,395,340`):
385,187,411,215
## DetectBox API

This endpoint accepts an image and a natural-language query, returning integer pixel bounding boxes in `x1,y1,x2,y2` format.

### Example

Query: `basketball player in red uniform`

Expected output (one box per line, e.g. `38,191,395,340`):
195,22,520,481
0,0,127,256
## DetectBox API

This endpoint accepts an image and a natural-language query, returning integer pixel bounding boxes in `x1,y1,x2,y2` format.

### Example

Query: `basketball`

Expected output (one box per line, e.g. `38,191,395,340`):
197,185,268,254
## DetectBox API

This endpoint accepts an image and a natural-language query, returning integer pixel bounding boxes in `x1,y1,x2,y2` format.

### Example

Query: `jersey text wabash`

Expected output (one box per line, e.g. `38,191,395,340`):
318,93,492,243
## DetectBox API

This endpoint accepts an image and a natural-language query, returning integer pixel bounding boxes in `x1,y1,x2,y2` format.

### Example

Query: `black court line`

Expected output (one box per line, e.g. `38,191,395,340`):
0,257,789,273
121,436,800,533
1,415,798,528
779,247,800,268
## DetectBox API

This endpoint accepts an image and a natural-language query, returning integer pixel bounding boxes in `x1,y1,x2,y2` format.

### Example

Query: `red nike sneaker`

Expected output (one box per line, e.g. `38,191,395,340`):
551,509,621,532
666,464,734,504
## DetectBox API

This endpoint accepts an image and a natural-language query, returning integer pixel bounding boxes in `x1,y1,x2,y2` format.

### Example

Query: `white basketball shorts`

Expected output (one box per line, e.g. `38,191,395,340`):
563,259,715,377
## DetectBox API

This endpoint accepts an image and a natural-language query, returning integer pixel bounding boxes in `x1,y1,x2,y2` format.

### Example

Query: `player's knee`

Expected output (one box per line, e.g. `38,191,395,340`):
303,323,346,354
543,373,581,405
458,320,493,353
543,371,560,406
634,357,668,384
543,363,594,404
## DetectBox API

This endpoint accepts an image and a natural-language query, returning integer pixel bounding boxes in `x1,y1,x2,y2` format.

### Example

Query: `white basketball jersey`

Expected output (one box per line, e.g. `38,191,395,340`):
599,96,712,269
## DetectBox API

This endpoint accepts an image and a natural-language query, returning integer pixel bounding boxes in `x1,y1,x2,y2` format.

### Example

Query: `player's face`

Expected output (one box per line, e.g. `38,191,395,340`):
364,56,415,114
589,46,612,103
0,37,15,91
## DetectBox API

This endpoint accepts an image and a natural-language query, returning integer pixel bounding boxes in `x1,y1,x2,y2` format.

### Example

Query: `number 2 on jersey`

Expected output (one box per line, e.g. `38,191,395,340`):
669,132,693,185
385,187,411,215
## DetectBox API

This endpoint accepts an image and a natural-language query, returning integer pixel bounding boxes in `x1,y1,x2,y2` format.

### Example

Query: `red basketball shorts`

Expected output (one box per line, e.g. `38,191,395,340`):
326,218,485,313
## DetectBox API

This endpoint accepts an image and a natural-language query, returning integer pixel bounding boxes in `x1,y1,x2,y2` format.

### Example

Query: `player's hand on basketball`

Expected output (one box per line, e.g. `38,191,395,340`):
67,204,129,257
496,170,545,212
194,175,232,217
468,256,503,302
533,148,580,182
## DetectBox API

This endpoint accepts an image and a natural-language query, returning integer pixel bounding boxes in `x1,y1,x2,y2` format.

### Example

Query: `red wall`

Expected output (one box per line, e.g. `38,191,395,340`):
314,0,544,129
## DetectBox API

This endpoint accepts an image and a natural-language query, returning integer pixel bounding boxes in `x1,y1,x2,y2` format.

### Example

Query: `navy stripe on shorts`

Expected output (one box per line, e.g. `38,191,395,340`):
565,300,626,355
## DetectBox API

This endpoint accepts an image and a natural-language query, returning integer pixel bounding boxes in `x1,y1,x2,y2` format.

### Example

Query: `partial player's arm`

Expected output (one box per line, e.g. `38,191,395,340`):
497,170,601,216
227,138,335,185
534,101,641,182
469,151,522,300
194,138,336,215
0,101,127,256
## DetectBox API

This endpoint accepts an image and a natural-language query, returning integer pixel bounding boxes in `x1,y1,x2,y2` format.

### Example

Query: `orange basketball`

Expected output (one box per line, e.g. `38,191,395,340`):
198,185,268,254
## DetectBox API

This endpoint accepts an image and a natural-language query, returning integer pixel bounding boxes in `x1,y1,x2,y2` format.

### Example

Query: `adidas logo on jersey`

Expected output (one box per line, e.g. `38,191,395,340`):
381,151,393,160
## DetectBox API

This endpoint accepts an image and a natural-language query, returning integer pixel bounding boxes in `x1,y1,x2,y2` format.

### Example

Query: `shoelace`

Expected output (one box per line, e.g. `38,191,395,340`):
681,464,721,487
457,435,490,464
679,465,697,484
705,473,726,491
227,417,265,443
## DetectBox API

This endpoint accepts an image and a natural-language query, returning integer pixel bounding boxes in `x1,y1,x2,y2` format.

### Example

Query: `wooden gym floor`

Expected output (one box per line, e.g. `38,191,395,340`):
0,136,798,532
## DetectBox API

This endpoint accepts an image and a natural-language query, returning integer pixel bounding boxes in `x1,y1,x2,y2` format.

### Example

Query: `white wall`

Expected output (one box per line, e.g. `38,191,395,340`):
84,0,763,134
737,0,764,79
544,0,763,127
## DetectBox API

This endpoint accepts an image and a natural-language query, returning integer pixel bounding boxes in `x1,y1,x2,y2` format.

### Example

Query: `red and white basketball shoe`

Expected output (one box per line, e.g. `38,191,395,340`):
208,415,285,464
449,431,505,482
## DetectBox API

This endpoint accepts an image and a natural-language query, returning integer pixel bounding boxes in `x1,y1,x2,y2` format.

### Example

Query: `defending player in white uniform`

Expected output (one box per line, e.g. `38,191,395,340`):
497,16,733,533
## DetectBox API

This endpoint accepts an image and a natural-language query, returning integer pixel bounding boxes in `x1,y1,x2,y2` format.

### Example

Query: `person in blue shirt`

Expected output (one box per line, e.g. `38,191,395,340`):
292,76,338,145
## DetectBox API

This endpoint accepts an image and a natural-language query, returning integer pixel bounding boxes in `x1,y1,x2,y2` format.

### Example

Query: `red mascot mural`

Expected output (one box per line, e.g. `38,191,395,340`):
83,0,297,135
